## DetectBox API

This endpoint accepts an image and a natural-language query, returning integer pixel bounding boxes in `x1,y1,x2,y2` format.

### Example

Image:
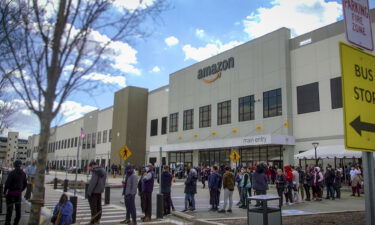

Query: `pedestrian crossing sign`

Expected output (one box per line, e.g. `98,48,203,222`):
230,150,240,162
118,145,132,161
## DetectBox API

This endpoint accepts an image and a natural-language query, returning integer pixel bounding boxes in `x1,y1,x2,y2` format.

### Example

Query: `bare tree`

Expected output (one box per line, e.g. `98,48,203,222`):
0,76,15,134
0,0,168,224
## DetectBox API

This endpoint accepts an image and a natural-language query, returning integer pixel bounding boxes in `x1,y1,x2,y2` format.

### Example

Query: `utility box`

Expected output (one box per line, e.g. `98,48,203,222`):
247,195,282,225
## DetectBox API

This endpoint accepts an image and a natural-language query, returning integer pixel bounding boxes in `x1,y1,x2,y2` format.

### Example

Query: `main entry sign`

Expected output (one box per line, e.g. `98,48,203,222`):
340,42,375,152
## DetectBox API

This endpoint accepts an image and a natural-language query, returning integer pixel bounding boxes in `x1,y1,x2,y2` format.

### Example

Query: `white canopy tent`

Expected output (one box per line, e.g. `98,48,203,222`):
294,145,363,159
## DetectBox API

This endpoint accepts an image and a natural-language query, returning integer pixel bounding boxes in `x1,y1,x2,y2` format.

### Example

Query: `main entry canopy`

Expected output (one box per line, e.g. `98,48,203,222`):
294,145,362,159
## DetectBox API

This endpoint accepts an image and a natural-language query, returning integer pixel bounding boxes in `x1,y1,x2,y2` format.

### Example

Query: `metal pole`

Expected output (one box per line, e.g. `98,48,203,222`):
74,136,81,196
314,146,318,166
159,147,162,194
362,152,375,225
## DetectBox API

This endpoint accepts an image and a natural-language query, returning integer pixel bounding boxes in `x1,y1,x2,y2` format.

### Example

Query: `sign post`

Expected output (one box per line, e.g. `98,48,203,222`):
340,42,375,225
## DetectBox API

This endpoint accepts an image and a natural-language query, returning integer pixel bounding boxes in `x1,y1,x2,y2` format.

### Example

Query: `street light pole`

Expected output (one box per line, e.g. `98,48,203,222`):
312,142,319,166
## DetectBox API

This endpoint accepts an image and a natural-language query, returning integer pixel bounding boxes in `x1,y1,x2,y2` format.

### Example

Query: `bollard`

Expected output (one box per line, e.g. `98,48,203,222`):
85,183,89,199
156,193,164,219
63,179,69,192
0,184,3,214
53,178,58,190
70,196,78,223
105,186,110,205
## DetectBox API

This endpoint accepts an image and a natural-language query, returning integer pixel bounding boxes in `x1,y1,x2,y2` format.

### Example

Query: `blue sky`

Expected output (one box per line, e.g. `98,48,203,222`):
6,0,375,138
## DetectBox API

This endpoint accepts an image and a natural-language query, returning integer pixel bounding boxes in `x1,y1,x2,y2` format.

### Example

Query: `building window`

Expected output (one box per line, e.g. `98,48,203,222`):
74,137,78,147
92,133,96,148
169,113,178,132
109,129,112,142
199,105,211,128
218,100,231,125
239,95,255,122
103,130,107,143
183,109,194,130
71,138,74,148
263,88,282,118
150,119,158,136
297,82,320,114
161,117,167,135
330,77,342,109
97,131,101,144
87,134,91,149
64,139,67,149
82,137,86,149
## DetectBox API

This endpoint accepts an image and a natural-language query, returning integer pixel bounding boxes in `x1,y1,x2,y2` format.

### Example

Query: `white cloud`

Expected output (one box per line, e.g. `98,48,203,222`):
82,72,126,87
182,40,242,62
59,101,97,123
151,66,161,73
164,36,179,47
243,0,342,38
113,0,155,11
195,29,205,39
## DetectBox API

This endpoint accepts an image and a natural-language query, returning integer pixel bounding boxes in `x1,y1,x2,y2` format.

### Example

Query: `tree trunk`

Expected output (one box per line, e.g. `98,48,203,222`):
28,113,52,225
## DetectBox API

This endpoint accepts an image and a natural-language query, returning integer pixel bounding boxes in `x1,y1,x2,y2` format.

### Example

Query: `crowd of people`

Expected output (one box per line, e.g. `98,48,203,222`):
2,159,364,225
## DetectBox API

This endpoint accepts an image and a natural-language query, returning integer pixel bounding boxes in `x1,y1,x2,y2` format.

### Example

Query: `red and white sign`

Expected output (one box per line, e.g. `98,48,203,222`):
343,0,373,51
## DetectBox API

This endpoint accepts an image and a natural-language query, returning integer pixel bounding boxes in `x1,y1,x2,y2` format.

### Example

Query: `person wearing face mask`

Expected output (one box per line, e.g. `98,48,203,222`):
87,161,106,225
141,164,154,222
120,165,138,225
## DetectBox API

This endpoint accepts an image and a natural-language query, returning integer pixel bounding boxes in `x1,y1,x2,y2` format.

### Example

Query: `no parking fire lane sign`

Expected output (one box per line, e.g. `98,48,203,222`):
340,42,375,152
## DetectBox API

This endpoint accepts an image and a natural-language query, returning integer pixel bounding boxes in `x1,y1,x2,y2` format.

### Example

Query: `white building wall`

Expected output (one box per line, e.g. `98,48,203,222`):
95,107,113,167
146,86,169,165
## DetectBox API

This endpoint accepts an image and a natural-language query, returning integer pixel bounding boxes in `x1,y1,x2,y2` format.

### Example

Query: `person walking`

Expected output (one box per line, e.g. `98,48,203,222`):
52,194,73,225
4,160,27,225
325,165,335,200
24,160,36,200
141,164,154,222
283,165,293,205
218,167,235,213
208,166,222,211
253,164,268,207
87,161,106,225
275,169,285,206
160,165,173,215
121,165,138,225
239,167,252,208
182,168,198,212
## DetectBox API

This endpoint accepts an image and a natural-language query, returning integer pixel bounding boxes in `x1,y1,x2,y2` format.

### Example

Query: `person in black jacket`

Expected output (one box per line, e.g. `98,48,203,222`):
4,160,27,225
325,165,336,200
182,168,197,212
275,169,285,207
160,166,173,215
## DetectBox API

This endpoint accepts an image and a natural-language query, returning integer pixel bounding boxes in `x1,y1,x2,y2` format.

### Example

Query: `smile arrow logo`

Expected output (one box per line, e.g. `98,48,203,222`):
350,116,375,136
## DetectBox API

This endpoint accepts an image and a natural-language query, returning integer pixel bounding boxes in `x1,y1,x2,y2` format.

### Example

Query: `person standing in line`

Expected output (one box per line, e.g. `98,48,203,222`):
325,165,335,200
201,168,207,189
239,167,252,208
253,164,268,207
235,169,243,206
350,164,362,197
24,160,37,200
275,169,285,207
303,168,313,201
333,168,342,199
52,194,73,225
182,168,198,212
141,164,154,222
208,166,222,211
218,167,235,213
4,160,27,225
87,161,106,225
121,165,138,225
284,165,294,205
297,167,305,201
137,168,146,214
312,167,323,201
160,166,173,215
291,166,300,203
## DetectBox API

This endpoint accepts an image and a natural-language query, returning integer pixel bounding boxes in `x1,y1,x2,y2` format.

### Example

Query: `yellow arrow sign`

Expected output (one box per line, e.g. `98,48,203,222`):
340,42,375,152
230,150,240,162
118,145,133,161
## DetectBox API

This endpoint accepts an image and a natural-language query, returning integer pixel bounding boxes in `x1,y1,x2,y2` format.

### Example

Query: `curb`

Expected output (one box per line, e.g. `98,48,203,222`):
171,211,195,221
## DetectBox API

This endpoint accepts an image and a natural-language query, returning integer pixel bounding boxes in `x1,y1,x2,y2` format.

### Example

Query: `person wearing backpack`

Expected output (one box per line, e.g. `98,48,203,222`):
239,167,252,208
218,167,235,213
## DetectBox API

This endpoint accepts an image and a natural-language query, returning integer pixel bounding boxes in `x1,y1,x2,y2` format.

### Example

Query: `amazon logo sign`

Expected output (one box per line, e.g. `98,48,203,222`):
197,57,234,83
